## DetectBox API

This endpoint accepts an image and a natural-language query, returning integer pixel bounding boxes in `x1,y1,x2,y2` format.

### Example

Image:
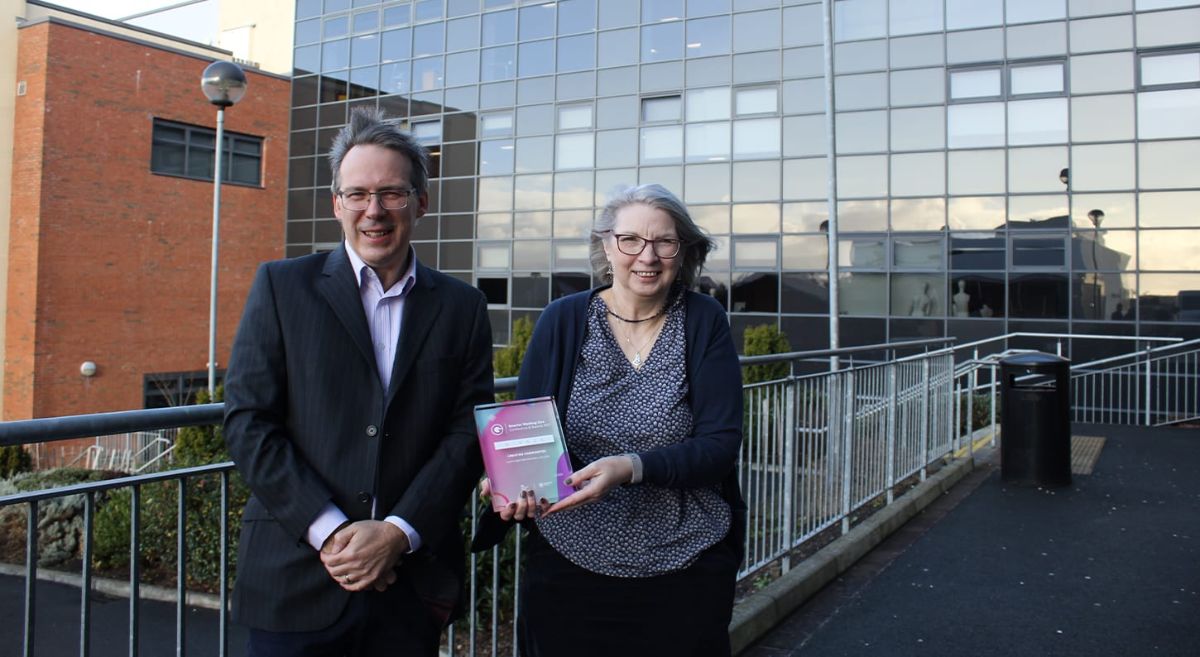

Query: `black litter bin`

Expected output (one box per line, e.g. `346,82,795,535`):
1000,352,1071,487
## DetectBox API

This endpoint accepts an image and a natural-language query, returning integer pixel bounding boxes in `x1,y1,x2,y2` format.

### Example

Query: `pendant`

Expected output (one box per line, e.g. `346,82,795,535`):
633,351,643,368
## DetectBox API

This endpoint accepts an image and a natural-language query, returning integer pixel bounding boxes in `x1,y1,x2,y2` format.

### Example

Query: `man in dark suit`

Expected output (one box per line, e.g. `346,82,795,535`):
224,108,493,656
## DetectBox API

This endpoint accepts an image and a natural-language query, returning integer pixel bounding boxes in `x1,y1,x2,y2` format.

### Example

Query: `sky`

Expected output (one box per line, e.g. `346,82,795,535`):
47,0,218,44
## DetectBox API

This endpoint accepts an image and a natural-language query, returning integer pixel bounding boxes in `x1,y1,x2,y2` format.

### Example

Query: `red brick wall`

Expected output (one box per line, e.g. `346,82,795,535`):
5,21,289,422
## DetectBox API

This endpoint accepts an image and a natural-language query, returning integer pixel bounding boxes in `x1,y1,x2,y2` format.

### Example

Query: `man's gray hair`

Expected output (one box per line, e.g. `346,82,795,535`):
328,108,429,196
590,184,714,289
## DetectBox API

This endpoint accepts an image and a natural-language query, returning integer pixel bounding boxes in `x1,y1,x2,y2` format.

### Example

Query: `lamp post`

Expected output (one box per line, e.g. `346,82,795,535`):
200,61,247,396
1088,209,1105,318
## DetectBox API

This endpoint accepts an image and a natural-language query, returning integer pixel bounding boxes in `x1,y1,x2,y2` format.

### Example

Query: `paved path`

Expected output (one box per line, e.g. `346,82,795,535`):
0,575,246,657
744,423,1200,656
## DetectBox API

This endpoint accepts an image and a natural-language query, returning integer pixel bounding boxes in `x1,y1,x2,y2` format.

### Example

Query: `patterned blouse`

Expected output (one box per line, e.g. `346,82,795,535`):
535,291,731,577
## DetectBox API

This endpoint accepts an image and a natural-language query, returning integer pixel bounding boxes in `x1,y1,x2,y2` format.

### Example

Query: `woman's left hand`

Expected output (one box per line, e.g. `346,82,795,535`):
542,455,634,517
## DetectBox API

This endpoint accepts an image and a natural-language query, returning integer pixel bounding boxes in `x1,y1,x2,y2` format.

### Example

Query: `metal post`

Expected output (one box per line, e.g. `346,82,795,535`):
208,107,225,396
840,370,854,535
219,473,228,657
919,359,930,481
24,500,37,657
885,365,897,505
781,380,797,572
821,0,839,360
81,494,93,657
176,479,187,657
990,361,998,447
1144,345,1152,426
130,486,141,657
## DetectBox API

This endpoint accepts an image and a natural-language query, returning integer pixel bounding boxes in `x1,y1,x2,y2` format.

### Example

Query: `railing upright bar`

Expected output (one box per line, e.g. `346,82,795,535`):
990,362,997,447
176,478,187,657
840,370,854,535
1145,346,1153,427
129,485,140,657
219,472,228,657
919,359,930,482
24,500,38,657
885,364,897,505
781,382,796,572
81,493,94,657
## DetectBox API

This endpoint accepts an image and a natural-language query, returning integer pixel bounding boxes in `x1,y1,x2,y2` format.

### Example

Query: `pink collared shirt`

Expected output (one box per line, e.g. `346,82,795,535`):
305,243,421,553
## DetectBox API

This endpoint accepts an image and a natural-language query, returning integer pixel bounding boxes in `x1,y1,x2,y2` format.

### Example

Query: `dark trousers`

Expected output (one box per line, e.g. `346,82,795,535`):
518,530,738,657
246,578,441,657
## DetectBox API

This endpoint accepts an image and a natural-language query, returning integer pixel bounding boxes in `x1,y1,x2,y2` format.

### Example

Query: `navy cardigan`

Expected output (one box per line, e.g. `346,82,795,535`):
473,286,747,560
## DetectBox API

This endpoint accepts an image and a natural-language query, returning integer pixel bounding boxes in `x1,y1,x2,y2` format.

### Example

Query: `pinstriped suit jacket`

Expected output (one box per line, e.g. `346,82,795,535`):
223,246,493,632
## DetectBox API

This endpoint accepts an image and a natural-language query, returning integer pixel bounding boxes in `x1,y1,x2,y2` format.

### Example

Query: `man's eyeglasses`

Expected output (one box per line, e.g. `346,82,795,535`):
337,188,416,211
600,231,683,259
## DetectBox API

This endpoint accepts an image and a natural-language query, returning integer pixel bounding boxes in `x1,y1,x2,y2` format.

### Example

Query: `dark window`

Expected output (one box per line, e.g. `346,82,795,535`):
151,119,263,186
144,371,218,409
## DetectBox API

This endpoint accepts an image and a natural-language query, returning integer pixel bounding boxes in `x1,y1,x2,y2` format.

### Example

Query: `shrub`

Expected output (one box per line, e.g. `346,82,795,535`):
492,316,534,402
0,445,33,479
742,324,792,384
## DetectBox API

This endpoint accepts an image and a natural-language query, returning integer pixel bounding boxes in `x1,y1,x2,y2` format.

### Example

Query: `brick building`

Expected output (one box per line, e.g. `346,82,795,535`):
3,5,289,454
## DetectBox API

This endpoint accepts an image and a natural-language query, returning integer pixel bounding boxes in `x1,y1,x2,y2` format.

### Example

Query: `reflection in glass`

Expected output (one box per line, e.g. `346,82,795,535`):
478,176,513,212
890,34,944,69
839,236,886,269
687,123,731,162
732,272,779,313
733,119,781,159
1073,272,1135,321
1139,191,1200,228
838,200,888,232
1138,89,1200,140
479,140,514,175
1070,52,1134,94
836,156,887,199
889,0,942,36
1140,229,1200,272
782,273,829,314
1008,195,1068,228
1007,147,1067,194
892,153,945,197
477,243,510,270
643,22,684,63
892,273,945,317
836,111,887,154
515,211,552,239
1139,273,1200,322
950,273,1005,318
513,274,549,308
1009,273,1068,319
1140,51,1200,87
890,106,945,151
733,204,780,235
477,213,512,240
1071,95,1135,143
1007,0,1065,23
946,0,1003,30
514,240,551,270
514,174,553,210
554,242,590,270
838,272,887,316
1010,63,1064,95
950,68,1001,99
553,273,591,300
515,135,553,172
783,202,827,233
893,235,944,269
947,28,1004,64
782,236,827,270
554,173,593,209
833,0,886,42
1008,98,1068,145
834,73,888,110
784,115,824,158
686,16,730,58
783,159,829,201
950,151,1008,195
733,161,780,202
1011,236,1066,268
1138,140,1200,190
734,239,778,269
948,102,1005,148
641,126,683,164
1072,230,1136,271
951,234,1006,269
556,133,594,169
892,198,946,231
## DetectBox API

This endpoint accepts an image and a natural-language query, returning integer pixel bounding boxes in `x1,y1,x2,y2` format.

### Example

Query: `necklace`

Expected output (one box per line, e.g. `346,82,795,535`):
606,306,664,323
621,315,664,369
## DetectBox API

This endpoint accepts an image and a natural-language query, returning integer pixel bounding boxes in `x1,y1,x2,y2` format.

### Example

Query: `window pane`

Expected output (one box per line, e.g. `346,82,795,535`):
950,68,1001,99
782,237,828,270
733,161,780,202
733,10,780,53
894,236,945,269
687,87,730,122
1007,0,1065,24
892,198,946,231
839,200,888,231
1140,192,1200,228
412,23,443,57
1009,273,1068,319
1071,94,1135,143
890,68,945,106
838,272,887,316
480,140,514,174
834,0,886,41
1012,237,1066,268
519,3,556,40
518,40,554,77
837,111,888,154
950,274,1005,317
685,163,731,204
556,133,594,169
949,196,1006,230
1140,52,1200,87
890,34,944,68
558,34,595,72
599,28,638,68
891,153,945,196
892,274,945,317
643,96,682,122
687,16,730,58
686,122,730,162
948,103,1005,148
643,22,684,62
947,0,1003,30
839,237,886,269
733,118,780,159
1008,98,1068,145
381,29,411,62
641,125,683,163
1139,140,1200,190
889,0,942,36
734,239,778,269
890,107,945,151
1010,64,1064,96
735,87,778,115
950,234,1006,269
558,0,595,34
834,73,888,110
1140,273,1200,322
1141,229,1200,272
1138,89,1200,140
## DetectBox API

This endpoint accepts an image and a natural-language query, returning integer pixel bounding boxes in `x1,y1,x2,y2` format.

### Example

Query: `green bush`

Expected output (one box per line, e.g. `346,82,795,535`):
742,323,792,384
0,445,33,479
92,387,248,591
959,393,999,435
492,316,534,402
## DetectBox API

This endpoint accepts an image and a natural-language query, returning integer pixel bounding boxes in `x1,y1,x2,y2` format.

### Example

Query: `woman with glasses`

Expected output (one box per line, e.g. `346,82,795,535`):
474,184,745,657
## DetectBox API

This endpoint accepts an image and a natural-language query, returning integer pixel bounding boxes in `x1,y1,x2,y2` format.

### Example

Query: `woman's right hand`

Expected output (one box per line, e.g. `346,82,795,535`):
481,478,547,522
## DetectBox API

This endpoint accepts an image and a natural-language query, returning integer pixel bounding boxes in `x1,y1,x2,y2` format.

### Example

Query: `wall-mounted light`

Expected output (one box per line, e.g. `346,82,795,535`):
80,361,97,377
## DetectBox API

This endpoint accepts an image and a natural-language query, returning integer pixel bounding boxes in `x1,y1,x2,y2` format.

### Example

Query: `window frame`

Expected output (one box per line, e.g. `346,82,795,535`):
1137,47,1200,91
151,119,263,187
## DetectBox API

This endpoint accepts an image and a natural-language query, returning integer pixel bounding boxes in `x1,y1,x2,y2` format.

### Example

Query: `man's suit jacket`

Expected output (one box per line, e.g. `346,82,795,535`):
223,246,493,632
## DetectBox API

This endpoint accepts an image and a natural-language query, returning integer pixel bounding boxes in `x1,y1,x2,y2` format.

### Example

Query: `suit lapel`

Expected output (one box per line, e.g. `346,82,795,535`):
316,246,376,372
385,263,442,408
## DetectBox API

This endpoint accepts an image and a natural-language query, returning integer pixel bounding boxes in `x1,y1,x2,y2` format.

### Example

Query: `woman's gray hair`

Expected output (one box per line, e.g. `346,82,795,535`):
590,184,714,288
328,108,429,196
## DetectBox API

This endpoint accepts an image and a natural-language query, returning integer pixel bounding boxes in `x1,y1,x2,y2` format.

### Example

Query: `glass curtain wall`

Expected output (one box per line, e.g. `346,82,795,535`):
287,0,1200,358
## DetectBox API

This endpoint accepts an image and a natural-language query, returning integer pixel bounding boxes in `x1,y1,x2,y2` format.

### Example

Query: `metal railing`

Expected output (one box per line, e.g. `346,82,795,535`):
5,333,1190,656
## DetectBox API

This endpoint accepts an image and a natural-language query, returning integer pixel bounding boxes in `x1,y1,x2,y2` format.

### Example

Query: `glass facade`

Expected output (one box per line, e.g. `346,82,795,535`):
288,0,1200,356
